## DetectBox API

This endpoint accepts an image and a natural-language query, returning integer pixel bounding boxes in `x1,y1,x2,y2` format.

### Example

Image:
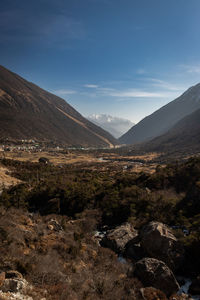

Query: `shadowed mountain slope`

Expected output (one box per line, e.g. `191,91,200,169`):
0,66,117,147
119,84,200,145
142,108,200,152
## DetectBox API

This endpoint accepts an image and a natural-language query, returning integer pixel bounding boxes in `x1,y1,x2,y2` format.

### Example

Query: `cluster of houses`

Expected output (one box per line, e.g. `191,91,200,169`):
0,139,62,153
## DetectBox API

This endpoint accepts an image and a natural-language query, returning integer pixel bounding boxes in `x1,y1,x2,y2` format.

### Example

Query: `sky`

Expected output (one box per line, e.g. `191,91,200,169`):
1,0,200,123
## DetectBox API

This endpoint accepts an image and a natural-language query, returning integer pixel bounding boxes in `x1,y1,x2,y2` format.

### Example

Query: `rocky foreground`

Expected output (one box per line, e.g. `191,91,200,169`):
0,207,198,299
100,221,199,299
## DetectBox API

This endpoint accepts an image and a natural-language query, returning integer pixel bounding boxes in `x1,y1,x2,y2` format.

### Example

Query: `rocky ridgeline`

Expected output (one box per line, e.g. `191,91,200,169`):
100,221,198,299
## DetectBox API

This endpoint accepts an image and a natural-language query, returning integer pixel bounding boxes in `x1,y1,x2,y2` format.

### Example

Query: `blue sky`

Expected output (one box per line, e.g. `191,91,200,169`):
1,0,200,123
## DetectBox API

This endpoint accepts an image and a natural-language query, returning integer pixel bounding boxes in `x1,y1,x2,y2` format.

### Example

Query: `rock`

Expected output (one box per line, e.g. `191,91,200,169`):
188,275,200,295
140,287,167,300
134,258,180,296
5,270,23,279
125,242,145,261
100,223,138,253
47,224,54,231
38,157,49,164
140,222,184,270
1,278,28,293
47,219,62,231
0,290,33,299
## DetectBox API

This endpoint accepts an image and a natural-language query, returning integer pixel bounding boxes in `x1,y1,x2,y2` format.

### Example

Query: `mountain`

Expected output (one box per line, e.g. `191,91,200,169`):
87,114,134,138
0,66,117,147
119,83,200,145
143,108,200,153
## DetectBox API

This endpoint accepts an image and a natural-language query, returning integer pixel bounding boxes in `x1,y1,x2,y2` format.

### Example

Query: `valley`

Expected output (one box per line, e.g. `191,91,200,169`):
1,1,200,299
0,152,200,299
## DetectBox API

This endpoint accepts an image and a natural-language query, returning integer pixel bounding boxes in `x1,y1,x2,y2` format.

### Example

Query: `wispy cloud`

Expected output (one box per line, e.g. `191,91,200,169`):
54,89,77,96
55,77,184,102
83,84,99,88
82,84,177,98
149,78,184,91
107,89,170,98
0,8,86,46
180,64,200,74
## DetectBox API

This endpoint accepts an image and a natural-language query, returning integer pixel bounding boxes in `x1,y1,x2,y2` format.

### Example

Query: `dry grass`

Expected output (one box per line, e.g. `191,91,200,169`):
0,165,21,189
0,151,101,165
0,150,160,174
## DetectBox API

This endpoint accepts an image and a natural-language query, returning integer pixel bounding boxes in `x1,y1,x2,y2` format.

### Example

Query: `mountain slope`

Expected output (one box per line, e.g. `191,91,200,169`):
0,66,117,147
119,84,200,145
88,114,134,138
143,108,200,152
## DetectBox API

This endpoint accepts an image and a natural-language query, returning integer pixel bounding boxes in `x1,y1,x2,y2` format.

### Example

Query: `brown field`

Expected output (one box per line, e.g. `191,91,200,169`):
0,150,102,165
0,149,159,175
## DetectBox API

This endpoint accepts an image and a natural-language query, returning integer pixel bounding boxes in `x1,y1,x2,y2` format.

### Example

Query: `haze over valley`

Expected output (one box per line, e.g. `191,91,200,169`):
88,114,134,138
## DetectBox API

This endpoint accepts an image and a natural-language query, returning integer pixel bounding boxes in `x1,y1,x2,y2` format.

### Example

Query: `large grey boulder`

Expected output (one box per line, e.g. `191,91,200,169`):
140,222,184,270
134,258,180,296
100,223,138,253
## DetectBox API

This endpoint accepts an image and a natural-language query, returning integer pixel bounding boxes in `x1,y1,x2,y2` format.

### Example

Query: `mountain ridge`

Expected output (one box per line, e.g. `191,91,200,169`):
119,83,200,145
0,65,117,147
142,108,200,153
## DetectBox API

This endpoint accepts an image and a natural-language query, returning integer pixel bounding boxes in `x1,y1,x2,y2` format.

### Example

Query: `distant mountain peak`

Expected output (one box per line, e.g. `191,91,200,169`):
88,114,134,138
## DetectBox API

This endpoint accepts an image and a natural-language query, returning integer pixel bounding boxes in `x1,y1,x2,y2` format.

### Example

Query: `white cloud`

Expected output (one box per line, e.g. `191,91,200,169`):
149,78,184,91
54,89,77,95
84,84,99,88
107,89,170,98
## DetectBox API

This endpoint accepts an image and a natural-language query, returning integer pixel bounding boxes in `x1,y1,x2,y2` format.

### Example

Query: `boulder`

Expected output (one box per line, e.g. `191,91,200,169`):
134,258,180,296
1,278,28,293
100,223,138,253
140,222,184,270
6,270,23,279
125,242,145,261
188,275,200,295
47,219,63,231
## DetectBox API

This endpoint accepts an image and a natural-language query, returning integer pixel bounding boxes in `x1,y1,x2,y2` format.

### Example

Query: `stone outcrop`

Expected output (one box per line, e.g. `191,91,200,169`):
1,278,28,293
140,222,184,270
47,219,63,231
100,223,138,253
134,258,180,296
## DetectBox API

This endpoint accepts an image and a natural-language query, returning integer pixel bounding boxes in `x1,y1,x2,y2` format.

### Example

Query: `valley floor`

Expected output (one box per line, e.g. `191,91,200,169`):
0,150,200,299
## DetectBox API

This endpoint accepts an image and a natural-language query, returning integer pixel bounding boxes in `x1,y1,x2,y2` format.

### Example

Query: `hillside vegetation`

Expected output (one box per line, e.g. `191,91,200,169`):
0,157,199,298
